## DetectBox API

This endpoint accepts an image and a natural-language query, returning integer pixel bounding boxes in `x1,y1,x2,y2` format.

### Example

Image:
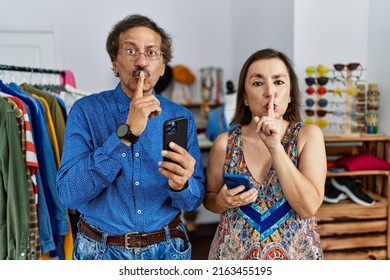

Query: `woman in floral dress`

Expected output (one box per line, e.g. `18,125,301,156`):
203,49,327,260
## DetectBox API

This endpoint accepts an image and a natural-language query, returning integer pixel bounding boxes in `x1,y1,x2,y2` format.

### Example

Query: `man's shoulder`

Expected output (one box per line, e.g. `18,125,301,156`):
70,89,117,116
74,89,115,105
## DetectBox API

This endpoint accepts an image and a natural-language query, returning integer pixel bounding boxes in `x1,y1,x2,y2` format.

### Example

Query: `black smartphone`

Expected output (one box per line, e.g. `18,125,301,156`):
223,173,252,192
163,116,188,162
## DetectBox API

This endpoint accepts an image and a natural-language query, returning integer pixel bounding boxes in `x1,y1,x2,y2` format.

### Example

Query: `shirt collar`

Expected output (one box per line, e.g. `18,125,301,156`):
113,82,157,113
113,83,130,113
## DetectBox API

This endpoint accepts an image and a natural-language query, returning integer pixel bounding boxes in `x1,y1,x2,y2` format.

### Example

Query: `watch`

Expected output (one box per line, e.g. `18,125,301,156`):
116,123,139,144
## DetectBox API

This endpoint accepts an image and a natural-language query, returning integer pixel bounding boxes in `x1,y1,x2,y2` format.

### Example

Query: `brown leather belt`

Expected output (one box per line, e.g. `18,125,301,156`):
79,214,187,249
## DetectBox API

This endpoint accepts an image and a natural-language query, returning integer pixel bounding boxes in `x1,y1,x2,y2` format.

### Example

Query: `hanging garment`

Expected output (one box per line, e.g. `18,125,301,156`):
19,83,66,156
6,82,68,259
0,81,56,255
2,95,41,259
0,98,30,260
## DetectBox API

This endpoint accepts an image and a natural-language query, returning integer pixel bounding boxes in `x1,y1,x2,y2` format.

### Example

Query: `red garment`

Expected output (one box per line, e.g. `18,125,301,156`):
7,95,39,206
334,152,390,171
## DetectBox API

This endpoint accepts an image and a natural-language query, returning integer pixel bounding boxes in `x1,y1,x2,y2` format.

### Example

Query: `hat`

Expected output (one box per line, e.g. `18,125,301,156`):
155,65,173,94
173,64,195,85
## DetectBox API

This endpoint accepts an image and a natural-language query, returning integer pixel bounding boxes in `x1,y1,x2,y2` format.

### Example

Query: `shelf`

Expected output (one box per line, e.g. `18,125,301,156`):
319,135,390,260
184,102,222,109
324,133,390,142
318,192,388,260
327,170,390,177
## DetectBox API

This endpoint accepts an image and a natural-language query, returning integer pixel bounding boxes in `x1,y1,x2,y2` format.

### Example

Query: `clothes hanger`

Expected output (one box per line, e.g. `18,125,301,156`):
64,84,89,97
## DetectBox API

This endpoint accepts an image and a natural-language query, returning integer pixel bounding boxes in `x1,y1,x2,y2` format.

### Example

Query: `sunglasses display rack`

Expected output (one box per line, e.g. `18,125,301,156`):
366,83,380,134
303,64,367,136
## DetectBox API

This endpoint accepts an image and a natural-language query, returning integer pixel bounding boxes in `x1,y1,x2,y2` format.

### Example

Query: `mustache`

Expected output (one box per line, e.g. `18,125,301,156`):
131,68,151,78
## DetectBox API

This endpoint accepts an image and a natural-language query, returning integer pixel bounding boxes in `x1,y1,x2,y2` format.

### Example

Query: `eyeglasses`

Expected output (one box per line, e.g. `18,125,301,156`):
119,49,164,61
305,76,331,86
305,98,328,108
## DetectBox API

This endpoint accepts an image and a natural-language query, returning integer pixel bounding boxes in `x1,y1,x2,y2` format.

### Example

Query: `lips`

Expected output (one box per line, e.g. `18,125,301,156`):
265,104,276,110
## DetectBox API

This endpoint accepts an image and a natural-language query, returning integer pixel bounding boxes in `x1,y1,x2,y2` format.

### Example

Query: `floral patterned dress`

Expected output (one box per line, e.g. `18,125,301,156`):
208,122,323,260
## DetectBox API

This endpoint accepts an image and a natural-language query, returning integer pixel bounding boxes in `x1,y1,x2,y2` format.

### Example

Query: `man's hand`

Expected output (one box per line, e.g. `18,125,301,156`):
158,142,195,191
126,71,162,136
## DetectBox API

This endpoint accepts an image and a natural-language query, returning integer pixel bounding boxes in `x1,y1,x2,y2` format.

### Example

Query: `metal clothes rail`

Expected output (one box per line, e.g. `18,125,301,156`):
0,64,65,75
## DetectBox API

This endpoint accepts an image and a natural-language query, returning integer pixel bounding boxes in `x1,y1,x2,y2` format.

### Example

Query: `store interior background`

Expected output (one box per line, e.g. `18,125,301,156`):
1,0,390,225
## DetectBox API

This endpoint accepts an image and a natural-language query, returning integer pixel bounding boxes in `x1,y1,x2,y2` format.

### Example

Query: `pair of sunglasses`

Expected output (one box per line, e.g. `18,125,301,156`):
306,65,329,77
306,108,356,118
333,63,361,72
333,63,363,85
304,118,328,129
305,109,332,117
329,86,357,96
306,86,327,95
305,98,328,108
305,76,331,86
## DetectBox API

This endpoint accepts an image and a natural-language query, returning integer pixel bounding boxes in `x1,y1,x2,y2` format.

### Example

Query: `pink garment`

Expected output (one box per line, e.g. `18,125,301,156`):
61,70,77,87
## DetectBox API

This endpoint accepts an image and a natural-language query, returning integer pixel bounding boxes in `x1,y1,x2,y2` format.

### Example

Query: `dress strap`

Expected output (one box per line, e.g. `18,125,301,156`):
281,121,303,167
224,125,241,174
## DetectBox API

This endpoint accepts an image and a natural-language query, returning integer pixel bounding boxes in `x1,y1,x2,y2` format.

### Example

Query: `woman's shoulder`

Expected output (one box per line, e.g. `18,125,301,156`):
297,122,325,145
210,131,229,153
214,131,229,145
299,123,324,136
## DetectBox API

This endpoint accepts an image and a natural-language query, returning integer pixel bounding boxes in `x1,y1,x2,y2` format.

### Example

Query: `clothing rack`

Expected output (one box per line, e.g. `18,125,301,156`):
0,64,65,75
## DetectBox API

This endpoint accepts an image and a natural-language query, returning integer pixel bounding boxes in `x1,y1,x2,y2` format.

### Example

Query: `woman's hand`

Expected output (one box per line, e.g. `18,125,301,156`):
254,96,283,151
215,185,258,209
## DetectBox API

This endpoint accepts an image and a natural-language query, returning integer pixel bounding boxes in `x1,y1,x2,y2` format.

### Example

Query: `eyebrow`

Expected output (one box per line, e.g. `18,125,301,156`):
122,42,159,49
249,73,287,79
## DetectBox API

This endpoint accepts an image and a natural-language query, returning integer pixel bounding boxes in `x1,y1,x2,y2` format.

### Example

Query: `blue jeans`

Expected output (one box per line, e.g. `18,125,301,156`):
72,221,192,260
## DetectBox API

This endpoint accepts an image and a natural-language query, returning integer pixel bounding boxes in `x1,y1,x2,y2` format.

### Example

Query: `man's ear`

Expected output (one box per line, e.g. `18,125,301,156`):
112,61,118,76
160,64,166,77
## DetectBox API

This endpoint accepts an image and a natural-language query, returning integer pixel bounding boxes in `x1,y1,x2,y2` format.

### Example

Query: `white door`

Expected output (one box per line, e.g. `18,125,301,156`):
0,25,57,83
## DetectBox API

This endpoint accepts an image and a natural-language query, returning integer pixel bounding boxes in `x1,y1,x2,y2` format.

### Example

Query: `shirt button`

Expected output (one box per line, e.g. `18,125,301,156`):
137,210,142,214
135,181,139,186
121,153,126,157
135,153,139,157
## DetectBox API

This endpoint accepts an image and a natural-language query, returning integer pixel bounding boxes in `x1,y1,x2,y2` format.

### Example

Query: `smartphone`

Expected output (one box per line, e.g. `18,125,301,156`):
163,116,188,162
224,173,252,192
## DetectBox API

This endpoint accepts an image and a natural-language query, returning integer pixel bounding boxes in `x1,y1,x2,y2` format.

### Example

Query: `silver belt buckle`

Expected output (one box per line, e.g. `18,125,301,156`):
125,232,140,249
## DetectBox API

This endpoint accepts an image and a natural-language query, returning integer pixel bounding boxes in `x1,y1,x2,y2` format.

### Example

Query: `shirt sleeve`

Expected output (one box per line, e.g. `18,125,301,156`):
56,101,124,210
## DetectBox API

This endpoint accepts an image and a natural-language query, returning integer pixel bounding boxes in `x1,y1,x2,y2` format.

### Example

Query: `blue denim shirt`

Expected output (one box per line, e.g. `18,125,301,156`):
56,83,205,234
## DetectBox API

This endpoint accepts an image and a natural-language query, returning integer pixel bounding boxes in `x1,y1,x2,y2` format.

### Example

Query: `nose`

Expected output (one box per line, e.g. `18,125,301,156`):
134,53,148,67
263,82,276,99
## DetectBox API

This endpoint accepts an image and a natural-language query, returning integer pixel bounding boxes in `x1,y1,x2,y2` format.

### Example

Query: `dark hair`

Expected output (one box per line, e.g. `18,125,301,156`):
106,14,173,65
231,48,302,125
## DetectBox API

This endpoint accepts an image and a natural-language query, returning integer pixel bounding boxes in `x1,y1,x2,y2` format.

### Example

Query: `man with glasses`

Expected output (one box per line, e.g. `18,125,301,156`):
56,14,205,260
